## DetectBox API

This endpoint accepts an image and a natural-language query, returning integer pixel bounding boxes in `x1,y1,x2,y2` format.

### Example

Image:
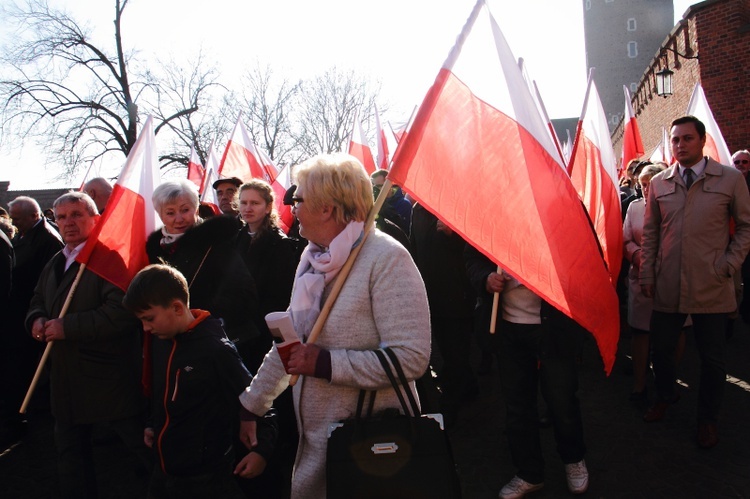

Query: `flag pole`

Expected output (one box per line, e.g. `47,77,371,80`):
288,179,392,387
489,266,501,334
19,263,87,414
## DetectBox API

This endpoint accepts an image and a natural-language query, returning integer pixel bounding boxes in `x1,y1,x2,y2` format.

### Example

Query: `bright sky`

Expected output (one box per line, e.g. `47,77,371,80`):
0,0,696,190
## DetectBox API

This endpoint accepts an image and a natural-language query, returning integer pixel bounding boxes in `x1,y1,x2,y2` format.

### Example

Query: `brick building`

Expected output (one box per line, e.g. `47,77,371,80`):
612,0,750,160
0,181,72,211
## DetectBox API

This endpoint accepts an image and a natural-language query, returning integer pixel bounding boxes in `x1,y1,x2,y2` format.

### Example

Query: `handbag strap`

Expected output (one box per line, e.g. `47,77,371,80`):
374,348,420,417
355,389,377,420
383,347,421,414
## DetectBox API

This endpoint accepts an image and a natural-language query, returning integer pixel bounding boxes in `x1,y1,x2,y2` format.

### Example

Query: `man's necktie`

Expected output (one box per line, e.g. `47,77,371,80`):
685,168,695,189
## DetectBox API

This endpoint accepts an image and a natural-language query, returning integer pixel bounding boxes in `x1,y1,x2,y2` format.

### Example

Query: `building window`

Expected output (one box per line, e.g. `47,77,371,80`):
627,18,637,31
630,82,638,93
585,0,591,10
627,41,638,58
605,0,614,3
610,113,621,127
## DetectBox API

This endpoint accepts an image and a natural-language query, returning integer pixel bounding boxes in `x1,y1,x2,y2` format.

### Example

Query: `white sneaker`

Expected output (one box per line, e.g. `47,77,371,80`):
565,459,589,494
498,476,544,499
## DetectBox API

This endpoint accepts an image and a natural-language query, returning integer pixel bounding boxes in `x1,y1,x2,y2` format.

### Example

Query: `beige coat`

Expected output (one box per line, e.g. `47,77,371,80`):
640,158,750,313
240,230,431,499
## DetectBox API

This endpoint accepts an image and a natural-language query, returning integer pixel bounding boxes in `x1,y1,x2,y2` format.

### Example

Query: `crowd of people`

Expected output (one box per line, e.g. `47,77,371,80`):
0,114,749,499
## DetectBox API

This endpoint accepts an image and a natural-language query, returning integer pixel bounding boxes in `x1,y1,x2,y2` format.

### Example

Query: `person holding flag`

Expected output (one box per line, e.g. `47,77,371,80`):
26,192,150,499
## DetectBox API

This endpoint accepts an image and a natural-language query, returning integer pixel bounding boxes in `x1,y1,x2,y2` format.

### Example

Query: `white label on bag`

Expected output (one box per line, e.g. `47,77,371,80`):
371,442,399,454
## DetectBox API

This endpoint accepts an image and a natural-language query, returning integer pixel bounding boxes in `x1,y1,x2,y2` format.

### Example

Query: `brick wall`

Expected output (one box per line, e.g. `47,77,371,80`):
612,0,750,161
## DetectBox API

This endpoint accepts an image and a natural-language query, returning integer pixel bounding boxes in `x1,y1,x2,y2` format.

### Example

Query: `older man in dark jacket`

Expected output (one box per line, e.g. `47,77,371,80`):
26,192,149,499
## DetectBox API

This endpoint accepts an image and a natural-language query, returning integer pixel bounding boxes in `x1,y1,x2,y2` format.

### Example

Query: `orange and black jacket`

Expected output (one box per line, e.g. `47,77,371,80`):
149,311,276,476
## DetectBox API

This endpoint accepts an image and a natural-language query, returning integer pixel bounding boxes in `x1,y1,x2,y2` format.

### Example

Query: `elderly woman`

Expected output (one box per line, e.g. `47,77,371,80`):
624,163,687,400
146,179,261,359
238,153,431,498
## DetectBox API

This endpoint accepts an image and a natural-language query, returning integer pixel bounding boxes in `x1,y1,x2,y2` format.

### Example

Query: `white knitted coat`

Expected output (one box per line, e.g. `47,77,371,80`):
240,229,431,499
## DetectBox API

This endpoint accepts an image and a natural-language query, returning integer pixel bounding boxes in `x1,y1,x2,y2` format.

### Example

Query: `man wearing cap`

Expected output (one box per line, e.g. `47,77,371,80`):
213,177,242,216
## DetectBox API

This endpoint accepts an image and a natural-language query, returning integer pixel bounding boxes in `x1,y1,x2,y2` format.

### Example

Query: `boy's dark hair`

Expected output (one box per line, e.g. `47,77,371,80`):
123,264,189,313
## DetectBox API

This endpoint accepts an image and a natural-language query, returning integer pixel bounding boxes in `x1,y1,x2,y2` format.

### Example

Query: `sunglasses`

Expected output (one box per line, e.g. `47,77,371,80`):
290,196,304,208
734,160,749,165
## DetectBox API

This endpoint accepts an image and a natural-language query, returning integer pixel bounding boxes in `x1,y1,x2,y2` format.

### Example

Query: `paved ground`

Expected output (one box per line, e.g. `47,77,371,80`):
2,320,750,498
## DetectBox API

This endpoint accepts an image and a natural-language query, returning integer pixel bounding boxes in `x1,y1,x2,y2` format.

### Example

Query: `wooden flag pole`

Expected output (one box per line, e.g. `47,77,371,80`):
19,263,87,414
489,265,501,334
288,179,392,387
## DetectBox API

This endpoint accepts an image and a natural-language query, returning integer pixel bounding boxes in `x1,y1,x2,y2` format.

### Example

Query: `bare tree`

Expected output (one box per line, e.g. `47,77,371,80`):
0,0,197,177
149,51,231,171
236,64,303,166
295,67,382,159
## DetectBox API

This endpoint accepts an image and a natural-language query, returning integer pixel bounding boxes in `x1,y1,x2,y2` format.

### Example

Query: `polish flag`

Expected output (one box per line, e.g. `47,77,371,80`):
518,57,566,167
187,144,205,189
686,83,732,166
348,111,377,174
568,70,623,281
76,115,161,291
621,85,645,174
271,163,294,234
199,144,221,215
649,127,673,165
219,116,267,182
388,0,619,373
374,104,390,170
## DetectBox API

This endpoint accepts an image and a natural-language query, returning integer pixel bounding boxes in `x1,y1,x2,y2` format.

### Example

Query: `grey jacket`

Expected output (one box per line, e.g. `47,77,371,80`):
640,158,750,313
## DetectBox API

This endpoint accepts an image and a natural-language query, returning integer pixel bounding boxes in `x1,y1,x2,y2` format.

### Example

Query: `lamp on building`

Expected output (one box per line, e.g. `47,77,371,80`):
655,67,674,98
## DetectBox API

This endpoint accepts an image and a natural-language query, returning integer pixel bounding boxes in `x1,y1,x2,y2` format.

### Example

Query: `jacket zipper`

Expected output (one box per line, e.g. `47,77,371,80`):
156,339,177,473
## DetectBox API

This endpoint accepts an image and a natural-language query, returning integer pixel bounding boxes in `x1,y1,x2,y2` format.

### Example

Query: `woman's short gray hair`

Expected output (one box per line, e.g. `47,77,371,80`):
152,179,200,214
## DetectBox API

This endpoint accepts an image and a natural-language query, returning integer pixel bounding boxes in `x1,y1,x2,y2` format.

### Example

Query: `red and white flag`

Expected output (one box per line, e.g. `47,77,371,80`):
271,163,294,234
686,83,732,165
621,85,645,174
187,144,205,189
219,116,269,182
374,104,390,170
388,0,619,373
200,144,221,215
568,70,623,281
347,110,377,174
649,127,673,165
76,115,161,291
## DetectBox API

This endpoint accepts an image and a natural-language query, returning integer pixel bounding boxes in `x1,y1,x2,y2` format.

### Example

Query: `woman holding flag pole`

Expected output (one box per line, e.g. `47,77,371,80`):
238,153,431,498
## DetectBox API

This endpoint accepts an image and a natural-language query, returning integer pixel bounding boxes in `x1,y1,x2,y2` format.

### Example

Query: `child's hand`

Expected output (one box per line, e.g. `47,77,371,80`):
239,420,257,450
234,452,267,479
144,427,154,448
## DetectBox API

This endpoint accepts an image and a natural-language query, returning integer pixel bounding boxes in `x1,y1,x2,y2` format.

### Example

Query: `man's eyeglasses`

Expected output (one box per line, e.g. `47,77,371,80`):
291,196,304,208
734,160,749,165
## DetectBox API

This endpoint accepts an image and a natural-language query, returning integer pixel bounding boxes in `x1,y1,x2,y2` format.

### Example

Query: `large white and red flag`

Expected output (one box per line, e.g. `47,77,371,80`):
388,0,619,373
686,83,732,165
76,115,161,291
568,70,623,281
621,85,645,173
374,104,390,170
200,145,221,215
219,115,268,182
187,144,205,189
348,111,377,174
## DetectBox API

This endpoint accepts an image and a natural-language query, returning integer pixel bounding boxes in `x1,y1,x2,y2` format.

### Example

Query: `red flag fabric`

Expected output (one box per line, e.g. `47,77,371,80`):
200,148,221,215
76,116,161,291
271,164,294,234
219,116,267,182
388,0,618,373
374,104,390,170
568,72,623,282
348,111,377,174
686,83,732,165
187,144,205,189
621,85,645,173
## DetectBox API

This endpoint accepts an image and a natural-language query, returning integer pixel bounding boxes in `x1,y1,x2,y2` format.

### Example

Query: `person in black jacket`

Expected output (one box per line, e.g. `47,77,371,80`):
236,179,301,499
146,180,262,369
123,264,277,499
465,244,589,498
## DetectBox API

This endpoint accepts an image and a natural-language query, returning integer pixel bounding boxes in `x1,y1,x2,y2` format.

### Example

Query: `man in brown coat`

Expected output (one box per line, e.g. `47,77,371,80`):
640,116,750,448
26,192,149,498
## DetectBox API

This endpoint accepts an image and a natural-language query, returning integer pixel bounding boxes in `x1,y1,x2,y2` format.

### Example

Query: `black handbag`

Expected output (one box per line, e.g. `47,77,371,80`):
326,348,461,499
